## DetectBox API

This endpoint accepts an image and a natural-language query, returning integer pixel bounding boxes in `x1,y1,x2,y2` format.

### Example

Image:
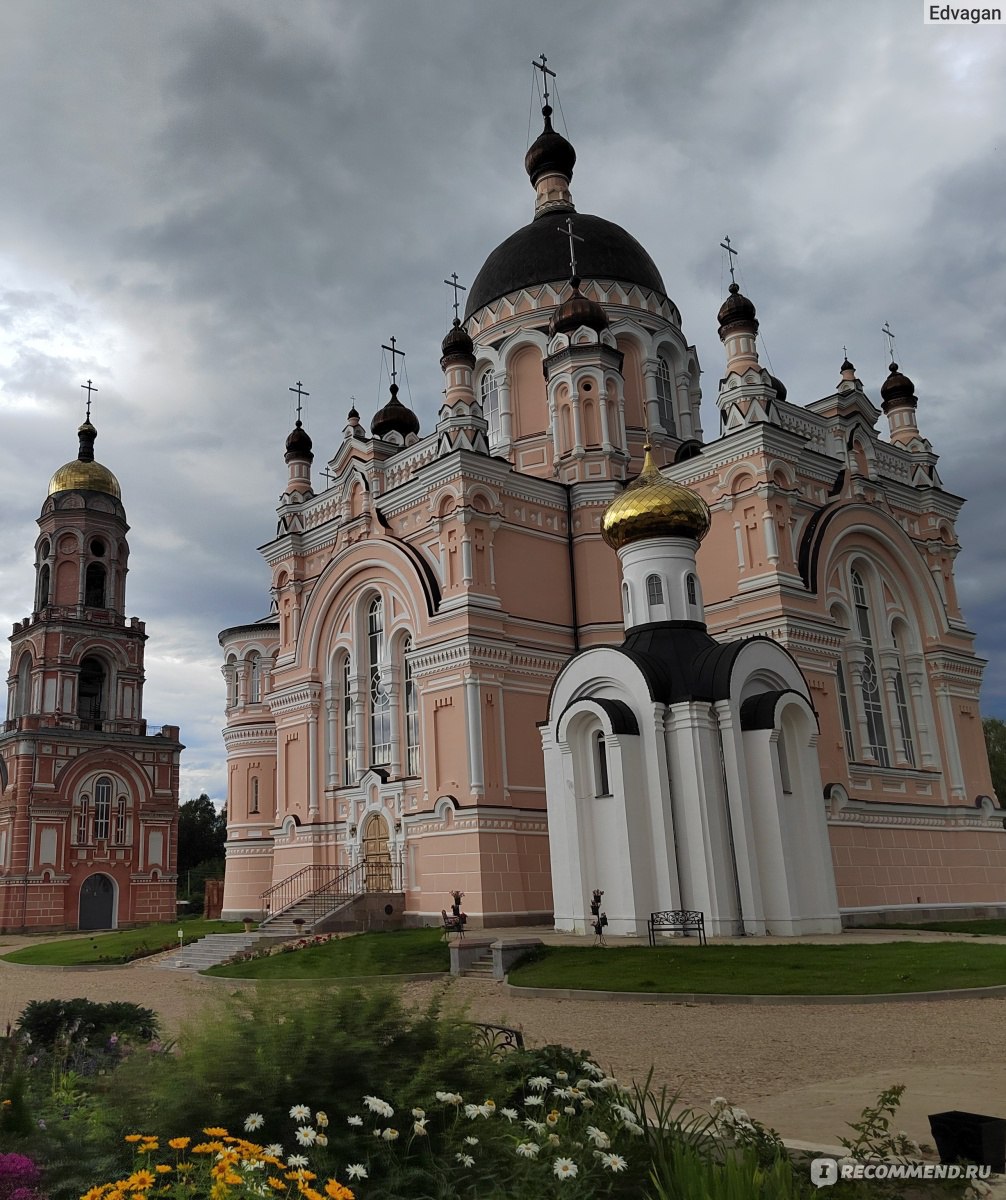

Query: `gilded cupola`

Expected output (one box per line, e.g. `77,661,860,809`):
601,444,710,550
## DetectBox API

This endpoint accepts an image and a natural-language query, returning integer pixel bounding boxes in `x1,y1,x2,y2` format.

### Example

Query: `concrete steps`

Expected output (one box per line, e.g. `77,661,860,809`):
461,950,495,978
158,933,287,971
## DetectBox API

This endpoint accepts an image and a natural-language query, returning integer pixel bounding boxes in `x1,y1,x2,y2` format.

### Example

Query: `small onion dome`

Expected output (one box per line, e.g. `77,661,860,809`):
880,362,917,409
348,403,360,420
371,383,421,439
840,356,855,373
549,276,609,337
769,374,787,401
284,419,314,462
440,318,475,369
524,105,576,186
602,444,711,550
717,282,758,336
48,419,121,498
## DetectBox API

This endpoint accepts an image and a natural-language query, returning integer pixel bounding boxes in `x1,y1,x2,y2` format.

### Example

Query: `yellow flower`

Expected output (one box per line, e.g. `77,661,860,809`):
324,1183,355,1200
126,1170,156,1190
203,1126,229,1137
124,1135,144,1144
153,1165,171,1175
192,1141,225,1155
267,1179,285,1191
168,1137,190,1150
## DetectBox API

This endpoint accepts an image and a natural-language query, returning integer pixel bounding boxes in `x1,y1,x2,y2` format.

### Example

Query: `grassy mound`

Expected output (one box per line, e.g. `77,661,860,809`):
2,918,244,965
507,940,1006,995
205,926,450,978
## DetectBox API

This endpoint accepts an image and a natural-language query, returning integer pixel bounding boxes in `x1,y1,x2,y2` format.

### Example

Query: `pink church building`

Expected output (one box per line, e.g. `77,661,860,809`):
219,95,1002,933
0,411,182,932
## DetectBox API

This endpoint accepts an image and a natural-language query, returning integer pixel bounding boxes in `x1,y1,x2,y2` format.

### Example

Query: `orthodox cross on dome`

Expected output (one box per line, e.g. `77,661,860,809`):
444,272,467,321
532,52,556,106
558,215,583,280
720,235,739,286
321,465,333,488
382,336,404,386
289,380,309,423
80,378,97,421
882,321,896,365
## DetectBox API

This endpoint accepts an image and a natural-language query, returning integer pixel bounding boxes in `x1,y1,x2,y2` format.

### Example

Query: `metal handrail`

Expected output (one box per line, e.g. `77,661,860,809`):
261,864,345,919
260,860,404,925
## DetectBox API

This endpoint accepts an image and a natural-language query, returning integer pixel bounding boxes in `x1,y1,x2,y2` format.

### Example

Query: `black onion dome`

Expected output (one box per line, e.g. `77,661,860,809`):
549,277,609,337
880,363,917,408
371,384,421,439
840,356,855,373
769,375,787,402
465,212,666,319
524,105,577,187
717,282,758,334
440,318,475,368
284,420,313,462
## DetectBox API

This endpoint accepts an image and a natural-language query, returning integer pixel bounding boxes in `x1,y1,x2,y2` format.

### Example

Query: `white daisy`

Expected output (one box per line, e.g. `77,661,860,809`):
464,1104,481,1120
295,1127,317,1146
413,1118,428,1136
553,1157,578,1180
527,1076,551,1091
436,1091,463,1105
263,1144,283,1158
381,1127,399,1141
580,1061,605,1078
363,1095,395,1118
411,1107,426,1119
601,1152,628,1173
501,1107,518,1121
464,1136,479,1145
585,1125,610,1149
455,1153,475,1168
244,1113,265,1132
525,1118,546,1134
289,1104,311,1122
563,1106,577,1115
555,1071,569,1082
524,1095,544,1107
286,1155,308,1168
515,1142,541,1158
346,1164,368,1181
347,1115,363,1127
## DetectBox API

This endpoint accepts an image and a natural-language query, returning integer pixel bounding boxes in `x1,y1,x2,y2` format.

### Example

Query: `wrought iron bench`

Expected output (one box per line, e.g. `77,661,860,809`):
647,909,707,946
441,910,466,941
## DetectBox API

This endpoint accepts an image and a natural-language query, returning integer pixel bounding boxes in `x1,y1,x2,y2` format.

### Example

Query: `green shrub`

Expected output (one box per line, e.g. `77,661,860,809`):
17,999,159,1048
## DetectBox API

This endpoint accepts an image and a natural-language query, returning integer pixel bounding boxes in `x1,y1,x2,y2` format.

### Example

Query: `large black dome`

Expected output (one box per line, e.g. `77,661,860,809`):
465,211,667,319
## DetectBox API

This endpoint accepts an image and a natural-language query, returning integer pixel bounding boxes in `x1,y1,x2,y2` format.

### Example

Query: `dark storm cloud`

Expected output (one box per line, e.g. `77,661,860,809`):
1,0,1004,800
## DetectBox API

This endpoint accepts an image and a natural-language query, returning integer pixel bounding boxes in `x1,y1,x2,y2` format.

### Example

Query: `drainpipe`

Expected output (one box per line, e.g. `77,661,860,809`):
564,484,580,653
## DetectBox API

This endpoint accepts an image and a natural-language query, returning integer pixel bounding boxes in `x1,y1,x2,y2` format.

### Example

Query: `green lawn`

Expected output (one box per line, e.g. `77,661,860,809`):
506,941,1006,995
862,919,1006,936
206,927,450,978
1,918,245,965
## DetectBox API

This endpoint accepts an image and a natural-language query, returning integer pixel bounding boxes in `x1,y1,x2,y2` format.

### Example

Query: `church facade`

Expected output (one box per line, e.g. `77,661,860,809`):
219,97,1001,934
0,412,182,932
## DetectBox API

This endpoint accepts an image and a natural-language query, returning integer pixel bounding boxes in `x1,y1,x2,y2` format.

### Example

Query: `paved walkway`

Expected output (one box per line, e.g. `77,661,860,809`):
2,925,1005,1151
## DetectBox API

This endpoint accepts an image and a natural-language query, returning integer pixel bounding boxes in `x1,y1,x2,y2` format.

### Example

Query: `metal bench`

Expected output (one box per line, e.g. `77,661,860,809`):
441,910,466,941
647,909,707,946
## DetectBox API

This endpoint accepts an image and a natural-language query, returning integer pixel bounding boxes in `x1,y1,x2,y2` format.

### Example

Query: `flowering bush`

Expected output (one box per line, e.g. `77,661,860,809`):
0,1153,43,1200
224,934,338,966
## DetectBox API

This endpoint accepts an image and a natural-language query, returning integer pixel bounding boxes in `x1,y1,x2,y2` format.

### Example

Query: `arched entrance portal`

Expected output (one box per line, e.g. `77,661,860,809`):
361,813,392,891
79,873,115,930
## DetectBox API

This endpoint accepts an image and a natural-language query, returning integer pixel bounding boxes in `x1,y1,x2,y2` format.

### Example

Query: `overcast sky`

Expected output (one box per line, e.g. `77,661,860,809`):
1,1,1004,802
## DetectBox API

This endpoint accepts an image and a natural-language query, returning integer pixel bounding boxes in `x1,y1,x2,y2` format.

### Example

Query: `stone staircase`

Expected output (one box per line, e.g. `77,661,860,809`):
158,932,286,971
460,946,495,978
262,894,350,938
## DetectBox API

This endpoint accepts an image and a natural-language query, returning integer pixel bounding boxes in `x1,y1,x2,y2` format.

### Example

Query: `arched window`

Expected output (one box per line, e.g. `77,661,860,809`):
248,652,261,704
403,636,419,776
593,730,610,797
15,654,32,717
656,356,677,436
892,626,916,767
250,777,260,815
851,569,890,766
36,564,50,611
621,581,631,625
480,370,500,443
76,795,90,845
85,563,106,608
368,598,391,766
835,660,856,761
341,655,354,785
114,796,128,845
78,657,106,729
226,656,239,708
777,735,792,794
646,575,663,607
686,574,698,607
94,777,112,840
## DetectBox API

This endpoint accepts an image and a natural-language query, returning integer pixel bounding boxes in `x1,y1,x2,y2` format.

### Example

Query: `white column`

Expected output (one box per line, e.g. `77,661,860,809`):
464,675,484,795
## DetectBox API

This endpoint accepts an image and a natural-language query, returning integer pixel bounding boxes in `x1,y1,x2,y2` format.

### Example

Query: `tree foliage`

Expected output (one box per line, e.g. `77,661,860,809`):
984,717,1006,803
176,793,226,880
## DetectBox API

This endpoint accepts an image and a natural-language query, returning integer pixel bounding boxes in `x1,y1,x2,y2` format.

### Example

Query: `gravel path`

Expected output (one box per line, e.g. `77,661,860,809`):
3,933,1005,1148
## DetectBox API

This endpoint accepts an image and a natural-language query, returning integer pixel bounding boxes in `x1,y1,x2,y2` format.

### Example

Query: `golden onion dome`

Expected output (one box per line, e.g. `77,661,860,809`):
47,419,121,499
602,444,710,550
